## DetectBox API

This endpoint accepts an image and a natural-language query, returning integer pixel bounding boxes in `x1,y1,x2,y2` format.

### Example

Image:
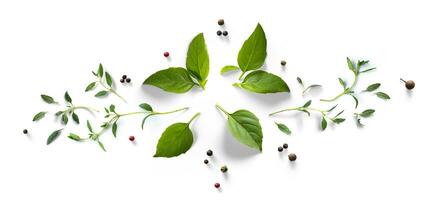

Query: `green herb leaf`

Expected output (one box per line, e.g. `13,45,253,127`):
33,111,47,122
365,83,381,92
346,57,356,74
327,104,338,112
139,103,153,112
47,129,63,145
237,23,267,72
98,140,106,152
86,120,93,133
297,77,303,86
61,114,69,125
220,65,240,75
186,33,209,88
141,114,153,130
85,82,96,92
68,133,81,141
321,117,327,130
95,90,108,97
234,70,289,94
112,122,117,137
302,100,312,108
338,78,346,89
64,91,72,103
360,109,375,117
72,112,80,124
41,94,57,104
299,109,311,116
97,63,104,77
109,104,115,112
376,92,390,100
333,118,346,124
143,67,195,93
105,72,113,87
303,84,321,95
154,123,194,158
275,122,292,135
360,67,376,73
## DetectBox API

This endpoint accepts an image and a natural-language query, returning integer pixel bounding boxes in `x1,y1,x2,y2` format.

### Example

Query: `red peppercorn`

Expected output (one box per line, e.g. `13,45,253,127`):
214,183,220,188
163,52,170,57
129,136,135,141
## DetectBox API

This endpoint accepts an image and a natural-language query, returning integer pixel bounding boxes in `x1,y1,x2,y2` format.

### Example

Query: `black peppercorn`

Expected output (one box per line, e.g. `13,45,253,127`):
218,19,225,26
217,30,222,36
23,129,28,134
122,75,127,79
220,165,228,173
126,78,131,83
283,143,288,149
120,79,125,83
288,153,297,161
401,78,415,90
207,150,213,156
278,146,283,152
222,31,228,36
281,60,287,66
204,159,209,164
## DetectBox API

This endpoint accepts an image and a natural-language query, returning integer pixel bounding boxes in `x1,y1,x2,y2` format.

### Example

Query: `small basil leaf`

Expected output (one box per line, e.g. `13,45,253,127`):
186,33,209,88
275,122,291,135
47,129,63,145
95,90,108,97
237,23,267,72
72,112,80,124
154,123,194,158
105,72,113,87
360,109,375,118
85,82,96,92
33,111,47,122
64,91,72,103
376,92,390,100
365,83,381,92
139,103,153,112
227,109,263,151
220,65,240,75
143,67,196,93
68,133,81,141
235,70,290,94
41,94,57,104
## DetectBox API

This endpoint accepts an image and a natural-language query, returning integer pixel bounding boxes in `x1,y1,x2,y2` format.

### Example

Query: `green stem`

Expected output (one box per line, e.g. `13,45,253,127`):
153,107,189,115
216,103,229,115
320,73,358,102
269,107,327,116
98,79,127,103
188,112,201,124
238,71,246,80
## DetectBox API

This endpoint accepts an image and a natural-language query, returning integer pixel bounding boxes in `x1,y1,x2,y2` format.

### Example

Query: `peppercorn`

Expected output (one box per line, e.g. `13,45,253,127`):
120,79,125,83
218,19,225,26
122,75,127,79
281,60,287,66
278,146,283,152
207,150,213,156
217,30,222,36
129,136,135,141
288,153,297,161
283,143,288,149
401,78,415,90
214,183,221,188
220,165,228,173
222,31,228,36
204,159,209,164
163,52,170,57
23,129,28,134
126,78,131,83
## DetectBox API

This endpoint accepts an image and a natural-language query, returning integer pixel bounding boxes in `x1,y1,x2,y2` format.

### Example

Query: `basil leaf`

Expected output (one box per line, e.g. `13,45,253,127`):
234,70,289,94
41,94,57,104
220,65,240,75
112,122,117,137
365,83,381,92
186,33,209,88
139,103,153,112
95,90,108,97
97,63,104,77
105,72,113,87
68,133,81,141
47,129,63,145
64,91,72,103
143,67,195,93
360,109,375,117
321,117,327,130
226,109,263,151
85,82,96,92
72,112,80,124
376,92,390,100
33,111,47,122
275,122,291,135
154,123,194,158
237,23,267,72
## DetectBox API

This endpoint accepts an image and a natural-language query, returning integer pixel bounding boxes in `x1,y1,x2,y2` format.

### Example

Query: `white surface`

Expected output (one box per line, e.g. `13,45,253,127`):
0,0,435,199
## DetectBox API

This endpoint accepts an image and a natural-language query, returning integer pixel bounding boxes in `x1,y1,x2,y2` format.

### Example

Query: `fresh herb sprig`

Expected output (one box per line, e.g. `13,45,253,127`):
354,109,375,126
297,77,321,96
85,63,127,102
269,100,346,131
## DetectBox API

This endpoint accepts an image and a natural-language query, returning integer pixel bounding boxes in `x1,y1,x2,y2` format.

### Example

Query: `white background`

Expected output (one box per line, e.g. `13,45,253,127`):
1,0,435,199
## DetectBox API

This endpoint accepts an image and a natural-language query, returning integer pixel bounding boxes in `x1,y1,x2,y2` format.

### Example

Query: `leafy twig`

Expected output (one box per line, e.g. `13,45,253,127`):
354,109,375,126
297,77,321,96
85,63,127,103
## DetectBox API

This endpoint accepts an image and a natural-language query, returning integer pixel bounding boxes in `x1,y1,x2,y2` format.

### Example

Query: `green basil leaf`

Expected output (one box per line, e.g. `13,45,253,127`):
95,90,108,97
226,109,263,151
33,111,47,122
220,65,240,75
376,92,390,100
186,33,209,87
64,91,72,103
143,67,195,93
47,129,63,145
72,112,80,124
139,103,153,112
41,94,57,104
237,23,267,72
62,114,69,125
275,122,291,135
97,63,104,77
154,123,194,158
98,140,106,152
303,100,312,108
346,57,356,74
105,72,113,87
365,83,381,92
360,109,375,117
68,133,81,141
234,70,289,94
321,117,327,130
112,122,117,137
85,82,96,92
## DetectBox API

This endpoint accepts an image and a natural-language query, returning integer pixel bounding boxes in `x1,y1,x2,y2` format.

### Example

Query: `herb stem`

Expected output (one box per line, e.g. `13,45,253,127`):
320,73,358,102
216,103,229,115
269,107,326,116
98,79,127,103
238,71,246,80
153,107,189,115
188,112,201,124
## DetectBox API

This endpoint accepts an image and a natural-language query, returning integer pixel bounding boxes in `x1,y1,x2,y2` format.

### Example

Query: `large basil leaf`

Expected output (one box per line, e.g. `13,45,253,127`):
154,123,194,158
234,70,290,93
143,67,195,93
237,23,267,72
186,33,209,88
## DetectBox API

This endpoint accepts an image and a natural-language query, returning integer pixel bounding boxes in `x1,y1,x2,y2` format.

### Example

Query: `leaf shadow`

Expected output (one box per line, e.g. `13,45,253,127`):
236,90,292,107
140,85,203,103
220,128,259,160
